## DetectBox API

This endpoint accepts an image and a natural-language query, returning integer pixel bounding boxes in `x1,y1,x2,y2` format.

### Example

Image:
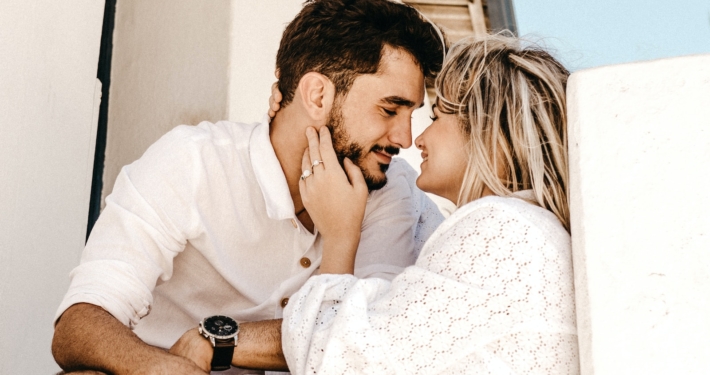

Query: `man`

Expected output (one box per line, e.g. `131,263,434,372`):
52,0,444,373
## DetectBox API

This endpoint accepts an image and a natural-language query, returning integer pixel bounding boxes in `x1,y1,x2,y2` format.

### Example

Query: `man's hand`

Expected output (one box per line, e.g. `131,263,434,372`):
169,328,212,373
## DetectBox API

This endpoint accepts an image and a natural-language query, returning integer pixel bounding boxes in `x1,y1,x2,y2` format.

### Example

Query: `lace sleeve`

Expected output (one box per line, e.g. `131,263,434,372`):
282,198,578,375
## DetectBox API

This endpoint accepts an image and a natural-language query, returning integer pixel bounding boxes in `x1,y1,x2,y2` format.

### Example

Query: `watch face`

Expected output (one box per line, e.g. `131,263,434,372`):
202,315,239,339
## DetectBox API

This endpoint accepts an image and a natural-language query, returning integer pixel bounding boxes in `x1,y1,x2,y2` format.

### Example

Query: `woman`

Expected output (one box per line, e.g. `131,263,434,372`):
283,34,578,374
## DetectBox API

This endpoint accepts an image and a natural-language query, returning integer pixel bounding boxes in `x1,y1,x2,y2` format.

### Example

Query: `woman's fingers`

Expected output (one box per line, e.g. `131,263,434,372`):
306,127,323,172
343,158,367,193
297,128,367,250
317,127,341,171
268,81,282,119
299,149,312,200
301,148,312,178
272,81,282,103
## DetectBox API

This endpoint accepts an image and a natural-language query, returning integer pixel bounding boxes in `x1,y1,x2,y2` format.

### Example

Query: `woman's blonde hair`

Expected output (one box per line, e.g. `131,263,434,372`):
436,34,571,230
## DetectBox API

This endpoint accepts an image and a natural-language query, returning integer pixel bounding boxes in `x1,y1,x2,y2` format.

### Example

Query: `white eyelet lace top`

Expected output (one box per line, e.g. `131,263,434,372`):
282,193,579,374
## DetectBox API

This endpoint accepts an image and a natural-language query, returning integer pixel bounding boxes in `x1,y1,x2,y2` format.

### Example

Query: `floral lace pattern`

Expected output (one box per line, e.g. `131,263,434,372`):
283,194,579,374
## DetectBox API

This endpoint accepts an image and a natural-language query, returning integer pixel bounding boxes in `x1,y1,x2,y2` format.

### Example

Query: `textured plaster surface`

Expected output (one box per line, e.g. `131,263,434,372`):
568,54,710,375
0,1,104,372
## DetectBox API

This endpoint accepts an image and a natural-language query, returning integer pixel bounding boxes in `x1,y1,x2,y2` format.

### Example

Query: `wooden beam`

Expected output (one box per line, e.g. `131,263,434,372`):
468,0,487,37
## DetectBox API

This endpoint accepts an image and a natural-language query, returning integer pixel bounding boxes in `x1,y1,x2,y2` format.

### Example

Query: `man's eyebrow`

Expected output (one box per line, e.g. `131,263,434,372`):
380,96,422,108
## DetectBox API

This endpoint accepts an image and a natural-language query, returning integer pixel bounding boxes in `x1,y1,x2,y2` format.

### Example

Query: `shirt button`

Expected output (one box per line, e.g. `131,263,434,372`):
290,219,298,229
280,297,289,308
299,257,311,268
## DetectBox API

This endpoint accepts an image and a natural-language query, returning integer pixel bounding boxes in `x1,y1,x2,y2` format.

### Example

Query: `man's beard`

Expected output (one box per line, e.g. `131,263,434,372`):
325,104,399,191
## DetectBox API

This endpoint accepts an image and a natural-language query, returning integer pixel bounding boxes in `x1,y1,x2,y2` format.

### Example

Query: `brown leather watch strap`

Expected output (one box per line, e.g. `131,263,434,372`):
211,337,235,371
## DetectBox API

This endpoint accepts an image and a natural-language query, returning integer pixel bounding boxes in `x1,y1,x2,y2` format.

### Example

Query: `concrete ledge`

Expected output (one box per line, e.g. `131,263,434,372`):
568,54,710,374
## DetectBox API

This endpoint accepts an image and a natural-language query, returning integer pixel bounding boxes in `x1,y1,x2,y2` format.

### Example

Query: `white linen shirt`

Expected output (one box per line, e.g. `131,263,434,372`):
55,117,443,351
282,193,579,375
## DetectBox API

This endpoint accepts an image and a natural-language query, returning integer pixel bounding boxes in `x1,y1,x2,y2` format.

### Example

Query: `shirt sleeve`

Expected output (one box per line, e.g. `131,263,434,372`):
282,200,578,375
55,125,203,327
353,159,444,280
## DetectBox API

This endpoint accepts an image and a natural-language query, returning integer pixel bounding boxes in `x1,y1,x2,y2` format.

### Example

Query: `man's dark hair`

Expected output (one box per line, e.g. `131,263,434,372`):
276,0,444,106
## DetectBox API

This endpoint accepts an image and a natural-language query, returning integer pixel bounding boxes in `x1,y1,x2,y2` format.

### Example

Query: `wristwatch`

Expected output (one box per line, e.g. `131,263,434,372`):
198,315,239,371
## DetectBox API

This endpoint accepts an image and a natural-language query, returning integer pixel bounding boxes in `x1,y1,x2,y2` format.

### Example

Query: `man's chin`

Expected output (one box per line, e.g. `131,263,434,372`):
362,163,389,191
365,176,387,191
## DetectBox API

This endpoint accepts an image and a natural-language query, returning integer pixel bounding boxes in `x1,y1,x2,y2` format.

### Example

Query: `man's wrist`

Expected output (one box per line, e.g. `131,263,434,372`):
229,320,288,371
168,327,213,372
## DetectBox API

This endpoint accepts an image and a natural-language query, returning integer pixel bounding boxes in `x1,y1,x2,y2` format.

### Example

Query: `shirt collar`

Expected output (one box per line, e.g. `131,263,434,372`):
249,115,295,220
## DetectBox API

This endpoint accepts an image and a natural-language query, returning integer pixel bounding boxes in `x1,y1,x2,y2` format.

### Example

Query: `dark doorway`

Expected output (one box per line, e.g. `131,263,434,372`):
87,0,117,240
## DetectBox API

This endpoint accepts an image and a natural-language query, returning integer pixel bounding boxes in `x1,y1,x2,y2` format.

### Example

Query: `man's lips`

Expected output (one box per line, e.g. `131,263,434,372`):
374,150,393,164
370,145,399,165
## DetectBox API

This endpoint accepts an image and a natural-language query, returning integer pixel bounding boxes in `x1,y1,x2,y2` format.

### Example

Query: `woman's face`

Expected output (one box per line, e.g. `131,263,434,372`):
414,104,469,203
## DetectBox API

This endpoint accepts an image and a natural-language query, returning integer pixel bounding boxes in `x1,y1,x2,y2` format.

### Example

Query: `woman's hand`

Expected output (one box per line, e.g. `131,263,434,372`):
300,126,368,274
268,81,283,119
169,328,212,373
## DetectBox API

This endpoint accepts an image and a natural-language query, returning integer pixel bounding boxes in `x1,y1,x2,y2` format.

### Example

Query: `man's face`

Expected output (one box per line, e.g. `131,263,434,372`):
327,46,426,191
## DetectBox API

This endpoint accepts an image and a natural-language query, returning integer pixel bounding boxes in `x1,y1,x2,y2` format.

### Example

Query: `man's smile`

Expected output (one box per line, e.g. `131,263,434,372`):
370,145,400,165
374,150,394,164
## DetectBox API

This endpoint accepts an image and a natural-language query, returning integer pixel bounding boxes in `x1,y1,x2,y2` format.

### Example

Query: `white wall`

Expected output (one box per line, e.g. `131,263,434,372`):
228,1,304,124
568,54,710,375
0,1,104,373
101,0,232,202
101,1,309,201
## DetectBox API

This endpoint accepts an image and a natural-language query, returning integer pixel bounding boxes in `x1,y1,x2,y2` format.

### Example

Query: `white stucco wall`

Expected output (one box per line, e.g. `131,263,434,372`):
568,54,710,375
101,0,232,202
228,1,304,123
0,1,104,373
102,1,310,201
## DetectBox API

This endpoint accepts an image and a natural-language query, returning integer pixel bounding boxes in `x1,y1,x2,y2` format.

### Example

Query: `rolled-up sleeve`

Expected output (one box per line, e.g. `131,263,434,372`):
55,125,202,327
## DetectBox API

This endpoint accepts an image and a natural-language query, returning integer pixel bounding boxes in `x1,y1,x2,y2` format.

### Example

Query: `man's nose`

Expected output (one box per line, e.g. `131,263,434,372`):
389,115,413,149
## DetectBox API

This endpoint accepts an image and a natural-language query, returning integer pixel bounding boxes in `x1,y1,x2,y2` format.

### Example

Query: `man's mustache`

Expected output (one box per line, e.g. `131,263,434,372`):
370,144,400,156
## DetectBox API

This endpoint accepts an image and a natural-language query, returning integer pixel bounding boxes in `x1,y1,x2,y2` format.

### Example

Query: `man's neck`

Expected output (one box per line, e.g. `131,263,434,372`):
269,108,311,217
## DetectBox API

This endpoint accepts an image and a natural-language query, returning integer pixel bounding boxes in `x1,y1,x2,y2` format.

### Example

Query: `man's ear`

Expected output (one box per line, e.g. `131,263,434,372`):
297,72,335,122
